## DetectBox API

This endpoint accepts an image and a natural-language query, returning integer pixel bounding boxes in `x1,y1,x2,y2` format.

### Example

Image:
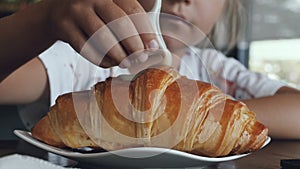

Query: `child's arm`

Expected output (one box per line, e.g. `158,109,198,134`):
0,0,157,82
243,86,300,139
0,57,49,105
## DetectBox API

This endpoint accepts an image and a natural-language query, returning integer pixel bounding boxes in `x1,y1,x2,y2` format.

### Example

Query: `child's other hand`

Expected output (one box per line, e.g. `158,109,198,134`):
44,0,158,68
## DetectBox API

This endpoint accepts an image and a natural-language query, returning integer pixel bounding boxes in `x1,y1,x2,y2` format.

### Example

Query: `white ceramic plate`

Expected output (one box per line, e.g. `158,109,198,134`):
14,130,271,168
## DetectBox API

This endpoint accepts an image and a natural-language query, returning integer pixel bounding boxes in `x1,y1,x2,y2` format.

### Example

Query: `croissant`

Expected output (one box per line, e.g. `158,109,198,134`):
32,66,268,157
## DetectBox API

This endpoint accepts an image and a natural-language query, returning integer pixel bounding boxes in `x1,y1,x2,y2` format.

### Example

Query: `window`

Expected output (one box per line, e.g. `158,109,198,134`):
248,0,300,89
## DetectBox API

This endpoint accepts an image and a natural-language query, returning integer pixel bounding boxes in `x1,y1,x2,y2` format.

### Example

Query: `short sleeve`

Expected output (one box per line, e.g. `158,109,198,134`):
38,41,80,106
18,41,127,129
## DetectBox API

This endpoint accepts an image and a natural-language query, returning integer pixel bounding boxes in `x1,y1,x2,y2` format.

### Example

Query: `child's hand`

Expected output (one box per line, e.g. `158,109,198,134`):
44,0,159,68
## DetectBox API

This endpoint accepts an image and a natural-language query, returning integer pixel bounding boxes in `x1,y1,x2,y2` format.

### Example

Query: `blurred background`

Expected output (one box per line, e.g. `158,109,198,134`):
219,0,300,90
249,0,300,89
1,0,300,139
0,0,40,17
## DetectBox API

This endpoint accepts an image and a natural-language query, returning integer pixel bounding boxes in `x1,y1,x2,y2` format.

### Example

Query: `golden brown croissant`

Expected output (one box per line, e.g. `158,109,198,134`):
32,66,268,157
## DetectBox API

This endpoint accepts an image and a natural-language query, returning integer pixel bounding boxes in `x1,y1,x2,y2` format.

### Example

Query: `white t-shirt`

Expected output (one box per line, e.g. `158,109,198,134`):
18,41,285,129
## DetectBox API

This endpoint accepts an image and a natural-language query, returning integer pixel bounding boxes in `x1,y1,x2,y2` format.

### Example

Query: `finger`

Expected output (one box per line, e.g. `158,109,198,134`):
100,54,118,68
113,0,159,49
61,20,87,55
128,50,165,74
94,1,145,56
74,7,128,67
81,38,108,67
68,10,118,68
105,43,132,68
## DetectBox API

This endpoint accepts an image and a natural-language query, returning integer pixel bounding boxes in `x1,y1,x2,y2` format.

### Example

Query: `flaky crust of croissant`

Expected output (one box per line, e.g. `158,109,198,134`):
32,66,268,157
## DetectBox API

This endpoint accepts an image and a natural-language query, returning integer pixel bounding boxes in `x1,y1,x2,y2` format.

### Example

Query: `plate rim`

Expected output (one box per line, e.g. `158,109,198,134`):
13,129,271,163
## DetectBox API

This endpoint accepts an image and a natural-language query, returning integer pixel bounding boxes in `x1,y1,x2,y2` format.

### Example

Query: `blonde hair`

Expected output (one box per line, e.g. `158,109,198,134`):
199,0,246,54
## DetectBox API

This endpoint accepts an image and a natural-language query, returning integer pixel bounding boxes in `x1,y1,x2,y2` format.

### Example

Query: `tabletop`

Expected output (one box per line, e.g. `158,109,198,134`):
1,138,300,169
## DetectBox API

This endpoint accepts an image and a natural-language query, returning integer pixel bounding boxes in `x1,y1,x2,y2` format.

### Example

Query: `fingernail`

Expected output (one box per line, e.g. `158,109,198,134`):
138,52,148,62
147,39,160,49
120,58,131,68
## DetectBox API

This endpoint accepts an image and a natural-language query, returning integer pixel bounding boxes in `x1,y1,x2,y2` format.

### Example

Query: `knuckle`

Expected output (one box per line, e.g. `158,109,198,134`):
124,37,145,53
128,5,144,14
68,2,83,15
